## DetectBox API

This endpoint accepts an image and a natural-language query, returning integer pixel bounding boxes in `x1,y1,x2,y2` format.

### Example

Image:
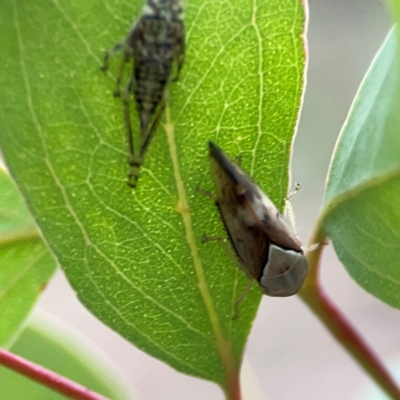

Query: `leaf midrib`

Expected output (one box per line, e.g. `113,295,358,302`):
0,225,39,247
0,248,47,300
164,104,236,379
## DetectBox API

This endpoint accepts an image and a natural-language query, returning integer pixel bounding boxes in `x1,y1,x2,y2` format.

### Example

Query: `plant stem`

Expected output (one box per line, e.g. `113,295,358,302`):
299,231,400,400
224,369,242,400
0,348,109,400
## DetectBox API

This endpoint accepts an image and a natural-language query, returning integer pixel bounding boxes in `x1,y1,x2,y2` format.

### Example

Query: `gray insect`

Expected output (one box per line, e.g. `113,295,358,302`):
208,142,308,319
102,0,185,187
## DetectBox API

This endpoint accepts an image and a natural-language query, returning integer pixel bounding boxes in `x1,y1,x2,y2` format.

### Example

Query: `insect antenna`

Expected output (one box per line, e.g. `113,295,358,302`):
284,182,302,235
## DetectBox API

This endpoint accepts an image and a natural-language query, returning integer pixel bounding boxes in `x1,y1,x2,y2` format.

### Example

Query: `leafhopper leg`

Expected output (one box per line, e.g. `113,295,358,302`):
201,234,254,320
234,154,242,167
113,50,131,97
171,23,185,81
126,98,165,187
101,41,125,72
121,78,139,187
201,234,224,244
195,186,214,200
200,235,238,265
232,279,254,320
139,100,166,159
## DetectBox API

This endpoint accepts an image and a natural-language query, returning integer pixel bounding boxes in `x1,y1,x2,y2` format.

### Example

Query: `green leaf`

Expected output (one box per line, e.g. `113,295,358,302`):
320,28,400,308
390,1,400,26
0,312,134,400
0,0,306,391
0,168,56,347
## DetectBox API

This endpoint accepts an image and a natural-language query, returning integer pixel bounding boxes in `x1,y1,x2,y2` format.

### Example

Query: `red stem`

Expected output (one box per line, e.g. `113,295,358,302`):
300,285,400,399
0,348,109,400
299,237,400,399
225,369,241,400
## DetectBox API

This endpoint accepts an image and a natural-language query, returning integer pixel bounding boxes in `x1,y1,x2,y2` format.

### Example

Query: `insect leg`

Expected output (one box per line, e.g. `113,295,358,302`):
234,154,243,167
139,100,166,159
171,23,185,81
201,234,244,269
101,41,125,72
201,234,225,243
195,186,214,200
232,279,254,320
125,93,165,187
201,233,254,320
121,78,139,187
113,51,131,97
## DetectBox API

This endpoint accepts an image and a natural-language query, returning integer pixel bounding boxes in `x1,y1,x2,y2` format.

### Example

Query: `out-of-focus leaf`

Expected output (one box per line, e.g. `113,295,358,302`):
0,312,134,400
320,28,400,307
0,168,56,346
0,0,307,391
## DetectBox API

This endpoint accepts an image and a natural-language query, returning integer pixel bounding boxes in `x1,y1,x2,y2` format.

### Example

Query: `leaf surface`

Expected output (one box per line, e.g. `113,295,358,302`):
0,0,307,388
0,168,56,347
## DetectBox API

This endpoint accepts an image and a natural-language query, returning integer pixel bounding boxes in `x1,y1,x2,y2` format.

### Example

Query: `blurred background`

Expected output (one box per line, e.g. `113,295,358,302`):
35,0,400,399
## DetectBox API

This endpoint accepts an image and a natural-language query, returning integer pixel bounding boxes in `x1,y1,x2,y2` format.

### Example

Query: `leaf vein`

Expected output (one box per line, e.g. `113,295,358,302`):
0,248,47,300
250,0,264,176
164,104,235,380
337,233,400,285
175,24,250,123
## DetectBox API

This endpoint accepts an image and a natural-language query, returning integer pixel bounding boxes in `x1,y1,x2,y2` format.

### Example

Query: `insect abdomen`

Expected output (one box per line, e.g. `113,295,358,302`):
130,11,183,134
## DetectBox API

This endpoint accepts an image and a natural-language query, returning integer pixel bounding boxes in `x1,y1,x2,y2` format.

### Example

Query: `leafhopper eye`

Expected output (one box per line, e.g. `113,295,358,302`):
208,141,308,318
